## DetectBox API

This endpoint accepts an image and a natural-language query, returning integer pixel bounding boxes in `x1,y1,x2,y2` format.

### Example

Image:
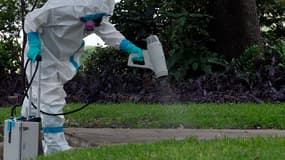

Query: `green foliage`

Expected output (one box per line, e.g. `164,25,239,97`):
0,41,21,76
82,47,129,74
264,38,285,66
257,0,285,41
0,39,21,77
161,0,217,79
80,46,97,69
230,45,260,72
272,39,285,64
112,0,166,43
0,0,21,35
0,0,22,77
215,45,261,85
167,1,213,77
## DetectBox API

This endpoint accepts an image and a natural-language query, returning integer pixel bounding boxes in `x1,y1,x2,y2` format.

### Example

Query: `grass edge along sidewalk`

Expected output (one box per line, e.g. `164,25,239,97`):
1,103,285,129
66,103,285,129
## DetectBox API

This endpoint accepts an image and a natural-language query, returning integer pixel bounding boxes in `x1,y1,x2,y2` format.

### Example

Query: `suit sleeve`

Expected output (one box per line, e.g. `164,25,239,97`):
93,16,125,49
24,8,50,33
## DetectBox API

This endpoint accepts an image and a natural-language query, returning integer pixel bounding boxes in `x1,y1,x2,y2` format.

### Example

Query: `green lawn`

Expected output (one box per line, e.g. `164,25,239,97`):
1,103,285,129
1,103,285,159
36,137,285,160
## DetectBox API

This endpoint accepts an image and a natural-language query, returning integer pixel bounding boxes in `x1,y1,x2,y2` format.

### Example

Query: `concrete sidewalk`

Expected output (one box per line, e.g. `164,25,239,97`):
64,128,285,147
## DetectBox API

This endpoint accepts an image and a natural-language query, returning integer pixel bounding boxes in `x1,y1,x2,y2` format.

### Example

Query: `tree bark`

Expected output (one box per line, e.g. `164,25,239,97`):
210,0,263,59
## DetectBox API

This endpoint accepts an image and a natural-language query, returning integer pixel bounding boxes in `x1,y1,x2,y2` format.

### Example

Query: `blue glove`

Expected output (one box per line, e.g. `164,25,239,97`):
27,32,41,63
120,39,144,62
80,13,110,22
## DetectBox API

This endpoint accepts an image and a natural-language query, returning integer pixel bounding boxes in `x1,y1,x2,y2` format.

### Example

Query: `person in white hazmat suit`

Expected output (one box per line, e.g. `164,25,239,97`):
21,0,144,155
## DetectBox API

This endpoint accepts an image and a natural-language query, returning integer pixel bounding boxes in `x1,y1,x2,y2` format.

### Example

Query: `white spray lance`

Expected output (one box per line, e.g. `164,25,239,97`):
128,35,178,103
128,35,168,78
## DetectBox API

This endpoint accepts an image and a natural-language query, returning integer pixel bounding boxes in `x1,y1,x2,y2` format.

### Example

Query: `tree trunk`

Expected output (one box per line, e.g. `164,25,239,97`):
210,0,263,59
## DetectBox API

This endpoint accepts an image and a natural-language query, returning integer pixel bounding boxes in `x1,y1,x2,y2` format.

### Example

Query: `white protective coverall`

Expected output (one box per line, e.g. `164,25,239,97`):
21,0,125,155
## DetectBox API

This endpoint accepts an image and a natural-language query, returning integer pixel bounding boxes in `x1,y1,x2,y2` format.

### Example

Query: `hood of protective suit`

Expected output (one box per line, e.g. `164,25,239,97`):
41,0,116,15
101,0,116,15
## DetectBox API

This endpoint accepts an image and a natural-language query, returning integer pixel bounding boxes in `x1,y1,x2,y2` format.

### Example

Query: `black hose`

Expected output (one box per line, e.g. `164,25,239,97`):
10,57,91,117
32,102,91,116
11,59,38,117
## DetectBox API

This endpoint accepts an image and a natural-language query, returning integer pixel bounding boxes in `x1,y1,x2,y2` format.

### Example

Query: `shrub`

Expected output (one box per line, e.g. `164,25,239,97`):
65,47,156,103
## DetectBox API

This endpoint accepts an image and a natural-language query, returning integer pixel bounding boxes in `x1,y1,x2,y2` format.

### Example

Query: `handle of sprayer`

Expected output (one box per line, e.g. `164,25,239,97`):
36,57,41,118
28,60,33,119
28,55,42,119
128,50,153,70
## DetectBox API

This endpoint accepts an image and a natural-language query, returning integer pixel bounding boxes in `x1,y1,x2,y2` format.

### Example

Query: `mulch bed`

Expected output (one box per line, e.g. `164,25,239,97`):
1,69,285,106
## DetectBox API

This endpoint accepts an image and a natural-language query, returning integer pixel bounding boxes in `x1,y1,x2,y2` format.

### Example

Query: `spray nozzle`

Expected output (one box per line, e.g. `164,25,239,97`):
132,59,145,65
